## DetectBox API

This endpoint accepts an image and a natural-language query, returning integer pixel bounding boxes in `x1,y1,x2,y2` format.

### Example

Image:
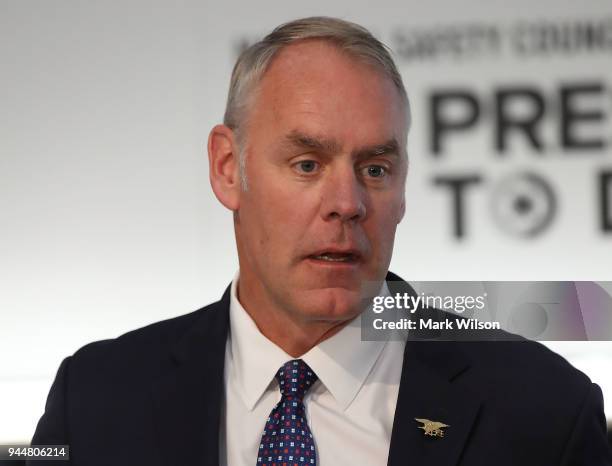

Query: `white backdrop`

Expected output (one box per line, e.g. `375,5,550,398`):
1,0,611,442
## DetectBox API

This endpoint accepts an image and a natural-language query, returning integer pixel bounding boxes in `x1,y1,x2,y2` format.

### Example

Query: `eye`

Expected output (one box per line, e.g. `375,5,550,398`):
362,165,387,178
295,160,319,173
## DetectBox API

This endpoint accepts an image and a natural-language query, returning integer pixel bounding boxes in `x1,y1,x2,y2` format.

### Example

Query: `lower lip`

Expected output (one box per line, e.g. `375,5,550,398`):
305,257,361,269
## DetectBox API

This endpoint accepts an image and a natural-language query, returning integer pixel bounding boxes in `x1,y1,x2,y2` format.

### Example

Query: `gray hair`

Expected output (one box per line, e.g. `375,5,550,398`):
223,16,410,190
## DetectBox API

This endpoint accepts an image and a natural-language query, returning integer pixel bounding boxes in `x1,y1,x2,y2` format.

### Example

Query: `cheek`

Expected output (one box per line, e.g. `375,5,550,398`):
367,198,403,250
371,219,398,251
241,183,312,252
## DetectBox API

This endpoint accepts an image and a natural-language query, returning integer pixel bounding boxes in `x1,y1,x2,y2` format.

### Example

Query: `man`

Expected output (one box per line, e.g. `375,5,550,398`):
30,16,611,466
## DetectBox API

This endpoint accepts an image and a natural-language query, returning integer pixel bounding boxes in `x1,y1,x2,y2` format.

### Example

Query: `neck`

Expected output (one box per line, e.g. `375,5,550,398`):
236,277,353,357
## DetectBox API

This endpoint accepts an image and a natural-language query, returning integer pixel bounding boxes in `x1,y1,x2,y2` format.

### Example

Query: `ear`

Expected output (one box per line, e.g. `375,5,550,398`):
208,124,241,211
397,157,409,224
397,194,406,224
397,195,406,225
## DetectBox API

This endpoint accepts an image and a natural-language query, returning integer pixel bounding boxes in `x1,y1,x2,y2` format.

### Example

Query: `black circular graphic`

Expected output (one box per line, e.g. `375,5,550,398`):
508,302,549,338
491,172,557,238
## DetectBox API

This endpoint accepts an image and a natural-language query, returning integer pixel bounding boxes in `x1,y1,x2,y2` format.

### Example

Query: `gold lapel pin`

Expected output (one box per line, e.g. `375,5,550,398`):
415,418,450,437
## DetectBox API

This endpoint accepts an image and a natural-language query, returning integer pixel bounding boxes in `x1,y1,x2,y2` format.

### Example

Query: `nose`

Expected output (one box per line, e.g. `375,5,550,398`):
320,165,367,223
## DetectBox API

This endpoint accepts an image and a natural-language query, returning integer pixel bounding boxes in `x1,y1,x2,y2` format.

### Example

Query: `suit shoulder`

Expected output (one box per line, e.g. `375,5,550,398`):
69,297,226,375
428,309,593,390
460,338,593,400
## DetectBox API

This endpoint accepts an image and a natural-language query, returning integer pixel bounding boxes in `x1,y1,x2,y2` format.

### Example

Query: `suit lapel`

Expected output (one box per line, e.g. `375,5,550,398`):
387,339,482,466
385,274,482,466
151,286,230,466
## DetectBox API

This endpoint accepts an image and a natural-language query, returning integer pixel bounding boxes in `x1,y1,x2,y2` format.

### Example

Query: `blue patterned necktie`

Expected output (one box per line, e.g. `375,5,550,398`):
256,359,318,466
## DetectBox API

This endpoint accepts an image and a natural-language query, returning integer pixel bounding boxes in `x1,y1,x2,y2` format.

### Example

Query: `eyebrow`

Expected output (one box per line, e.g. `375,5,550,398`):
354,139,401,160
284,130,401,160
284,131,342,154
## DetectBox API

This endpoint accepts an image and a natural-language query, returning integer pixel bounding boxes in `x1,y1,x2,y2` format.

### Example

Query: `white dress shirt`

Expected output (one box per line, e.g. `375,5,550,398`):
219,274,406,466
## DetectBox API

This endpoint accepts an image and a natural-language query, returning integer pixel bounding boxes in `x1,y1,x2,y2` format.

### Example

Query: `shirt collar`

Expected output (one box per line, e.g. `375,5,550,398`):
228,272,389,412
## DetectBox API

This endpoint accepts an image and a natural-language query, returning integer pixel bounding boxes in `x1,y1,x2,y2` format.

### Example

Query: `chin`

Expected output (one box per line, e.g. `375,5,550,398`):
296,287,365,322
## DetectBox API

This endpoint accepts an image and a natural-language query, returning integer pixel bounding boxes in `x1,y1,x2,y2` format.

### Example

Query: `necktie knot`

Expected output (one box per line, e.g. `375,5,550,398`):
275,359,318,401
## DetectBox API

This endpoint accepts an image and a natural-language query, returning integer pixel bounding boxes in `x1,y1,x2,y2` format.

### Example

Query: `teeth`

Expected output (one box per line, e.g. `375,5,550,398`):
313,253,354,262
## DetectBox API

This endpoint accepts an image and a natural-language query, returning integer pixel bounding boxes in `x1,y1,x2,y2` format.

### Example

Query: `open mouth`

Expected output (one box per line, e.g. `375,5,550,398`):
308,252,359,263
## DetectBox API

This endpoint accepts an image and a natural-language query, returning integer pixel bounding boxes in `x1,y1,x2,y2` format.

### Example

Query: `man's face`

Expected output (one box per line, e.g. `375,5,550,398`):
235,40,408,325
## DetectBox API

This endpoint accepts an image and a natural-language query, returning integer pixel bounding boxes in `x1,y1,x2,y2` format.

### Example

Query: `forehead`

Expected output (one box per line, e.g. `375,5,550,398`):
248,40,407,149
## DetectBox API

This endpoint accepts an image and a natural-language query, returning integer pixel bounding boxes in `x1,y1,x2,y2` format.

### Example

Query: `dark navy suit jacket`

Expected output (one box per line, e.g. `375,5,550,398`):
30,273,612,465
